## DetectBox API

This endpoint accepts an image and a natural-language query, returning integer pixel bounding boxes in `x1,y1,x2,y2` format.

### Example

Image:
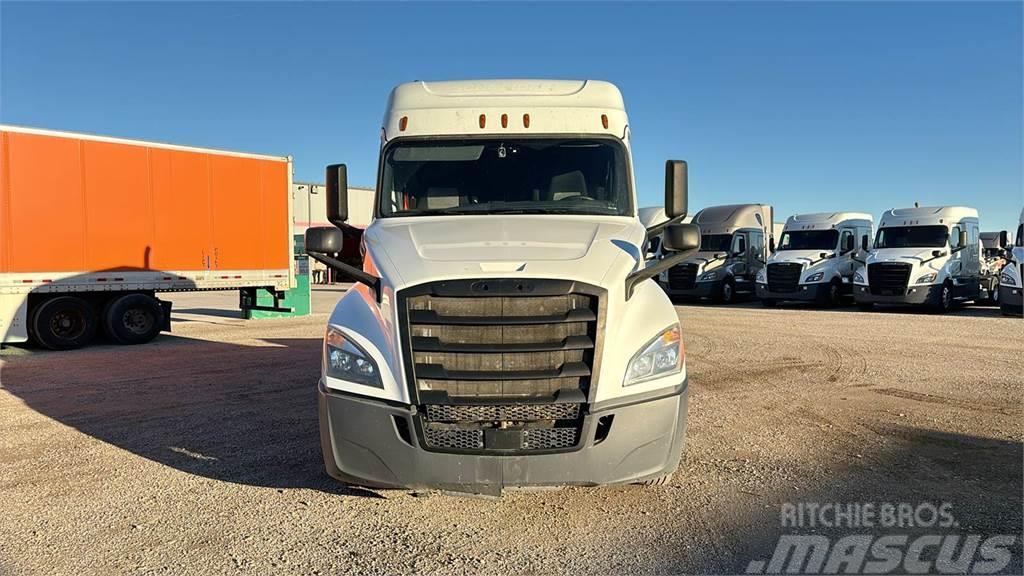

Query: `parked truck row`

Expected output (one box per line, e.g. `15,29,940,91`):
654,202,1021,315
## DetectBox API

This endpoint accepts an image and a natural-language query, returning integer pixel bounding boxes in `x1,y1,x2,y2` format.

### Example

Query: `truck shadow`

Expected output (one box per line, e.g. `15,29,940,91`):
0,333,382,498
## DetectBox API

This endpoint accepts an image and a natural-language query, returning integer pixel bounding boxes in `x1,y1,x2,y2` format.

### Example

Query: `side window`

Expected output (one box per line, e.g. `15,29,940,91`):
732,234,746,256
840,230,855,253
950,226,961,249
750,232,764,258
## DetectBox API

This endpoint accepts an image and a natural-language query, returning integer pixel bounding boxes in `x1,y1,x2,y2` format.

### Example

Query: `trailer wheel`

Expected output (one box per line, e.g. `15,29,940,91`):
30,296,98,350
103,293,164,345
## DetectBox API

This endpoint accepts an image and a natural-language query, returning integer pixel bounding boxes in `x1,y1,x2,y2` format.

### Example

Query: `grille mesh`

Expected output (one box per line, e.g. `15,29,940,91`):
425,403,580,422
423,428,484,450
522,428,579,450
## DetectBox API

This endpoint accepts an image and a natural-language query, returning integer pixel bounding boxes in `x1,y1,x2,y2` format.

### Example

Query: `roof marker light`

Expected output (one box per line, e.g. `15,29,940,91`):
479,114,486,129
399,116,408,131
501,114,508,128
601,114,609,129
523,114,530,128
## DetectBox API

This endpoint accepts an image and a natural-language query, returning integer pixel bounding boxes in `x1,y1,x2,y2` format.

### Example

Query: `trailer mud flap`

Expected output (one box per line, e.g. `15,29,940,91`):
159,299,172,332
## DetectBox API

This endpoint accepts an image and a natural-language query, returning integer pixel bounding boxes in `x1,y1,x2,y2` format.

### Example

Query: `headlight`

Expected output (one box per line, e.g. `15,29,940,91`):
853,271,865,284
805,272,824,283
756,269,766,283
624,324,683,386
1001,271,1017,286
915,272,937,284
324,326,382,387
700,271,718,281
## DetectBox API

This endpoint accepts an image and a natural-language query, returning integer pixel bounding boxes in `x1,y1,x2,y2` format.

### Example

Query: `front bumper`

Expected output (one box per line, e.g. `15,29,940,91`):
318,378,689,495
999,284,1023,312
852,283,941,306
660,279,719,298
755,282,829,302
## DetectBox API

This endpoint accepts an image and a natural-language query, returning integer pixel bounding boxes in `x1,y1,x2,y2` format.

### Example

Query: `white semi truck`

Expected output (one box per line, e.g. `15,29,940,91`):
997,207,1024,316
755,212,873,307
304,80,702,495
853,206,982,313
659,204,774,304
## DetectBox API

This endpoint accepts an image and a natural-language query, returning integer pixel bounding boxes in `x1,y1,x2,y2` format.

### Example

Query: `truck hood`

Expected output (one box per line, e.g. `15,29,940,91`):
767,249,834,266
364,215,646,289
682,251,728,272
867,247,944,264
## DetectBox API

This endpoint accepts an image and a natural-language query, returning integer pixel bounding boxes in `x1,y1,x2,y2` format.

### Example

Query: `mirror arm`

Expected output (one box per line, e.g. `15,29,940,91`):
306,250,381,302
625,248,699,300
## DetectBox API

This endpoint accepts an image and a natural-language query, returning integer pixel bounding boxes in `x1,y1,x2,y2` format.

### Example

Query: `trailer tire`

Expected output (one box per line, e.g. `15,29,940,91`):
103,293,164,345
30,296,98,350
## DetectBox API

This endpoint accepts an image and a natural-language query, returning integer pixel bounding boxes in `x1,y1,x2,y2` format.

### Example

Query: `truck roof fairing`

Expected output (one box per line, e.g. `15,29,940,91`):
784,212,873,230
692,204,772,235
382,79,628,140
879,206,978,228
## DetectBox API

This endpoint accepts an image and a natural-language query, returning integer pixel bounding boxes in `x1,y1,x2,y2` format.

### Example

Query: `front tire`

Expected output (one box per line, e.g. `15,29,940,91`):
931,282,954,314
30,296,98,350
103,293,164,345
714,278,736,304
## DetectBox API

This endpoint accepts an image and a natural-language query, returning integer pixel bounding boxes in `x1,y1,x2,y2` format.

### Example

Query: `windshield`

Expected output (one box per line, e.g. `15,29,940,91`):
378,138,631,217
875,225,949,249
777,229,838,251
700,234,733,253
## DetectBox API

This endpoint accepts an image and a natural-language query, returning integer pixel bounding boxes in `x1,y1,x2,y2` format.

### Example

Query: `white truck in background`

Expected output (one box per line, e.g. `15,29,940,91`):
853,206,982,313
304,79,703,495
659,204,774,304
755,212,873,307
997,207,1024,317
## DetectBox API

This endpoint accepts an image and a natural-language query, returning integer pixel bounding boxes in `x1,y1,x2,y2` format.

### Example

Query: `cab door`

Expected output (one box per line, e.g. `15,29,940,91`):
838,229,857,275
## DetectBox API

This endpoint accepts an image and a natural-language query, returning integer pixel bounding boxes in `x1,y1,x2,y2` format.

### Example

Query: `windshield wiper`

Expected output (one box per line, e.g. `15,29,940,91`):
388,207,484,216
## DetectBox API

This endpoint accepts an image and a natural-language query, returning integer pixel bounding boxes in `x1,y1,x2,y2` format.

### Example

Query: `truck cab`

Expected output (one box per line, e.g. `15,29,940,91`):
853,206,981,313
305,80,701,495
997,207,1024,316
755,212,873,307
658,204,774,304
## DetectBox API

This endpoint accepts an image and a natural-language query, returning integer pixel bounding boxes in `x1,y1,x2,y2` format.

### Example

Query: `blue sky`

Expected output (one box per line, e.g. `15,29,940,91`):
2,1,1022,231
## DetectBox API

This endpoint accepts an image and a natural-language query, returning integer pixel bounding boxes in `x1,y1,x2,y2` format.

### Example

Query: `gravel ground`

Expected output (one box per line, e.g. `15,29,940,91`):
1,289,1021,575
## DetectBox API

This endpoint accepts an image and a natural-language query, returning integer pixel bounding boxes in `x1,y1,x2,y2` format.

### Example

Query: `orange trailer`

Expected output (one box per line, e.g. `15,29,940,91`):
0,125,295,349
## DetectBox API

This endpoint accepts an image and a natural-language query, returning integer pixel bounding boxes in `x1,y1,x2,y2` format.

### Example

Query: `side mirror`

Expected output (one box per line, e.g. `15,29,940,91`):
326,163,349,227
769,237,776,253
662,223,700,252
305,226,344,254
958,229,968,248
842,235,854,253
999,230,1008,248
861,236,869,251
664,160,688,219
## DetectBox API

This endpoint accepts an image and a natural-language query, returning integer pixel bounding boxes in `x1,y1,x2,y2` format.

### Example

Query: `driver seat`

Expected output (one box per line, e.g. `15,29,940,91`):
548,170,588,201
